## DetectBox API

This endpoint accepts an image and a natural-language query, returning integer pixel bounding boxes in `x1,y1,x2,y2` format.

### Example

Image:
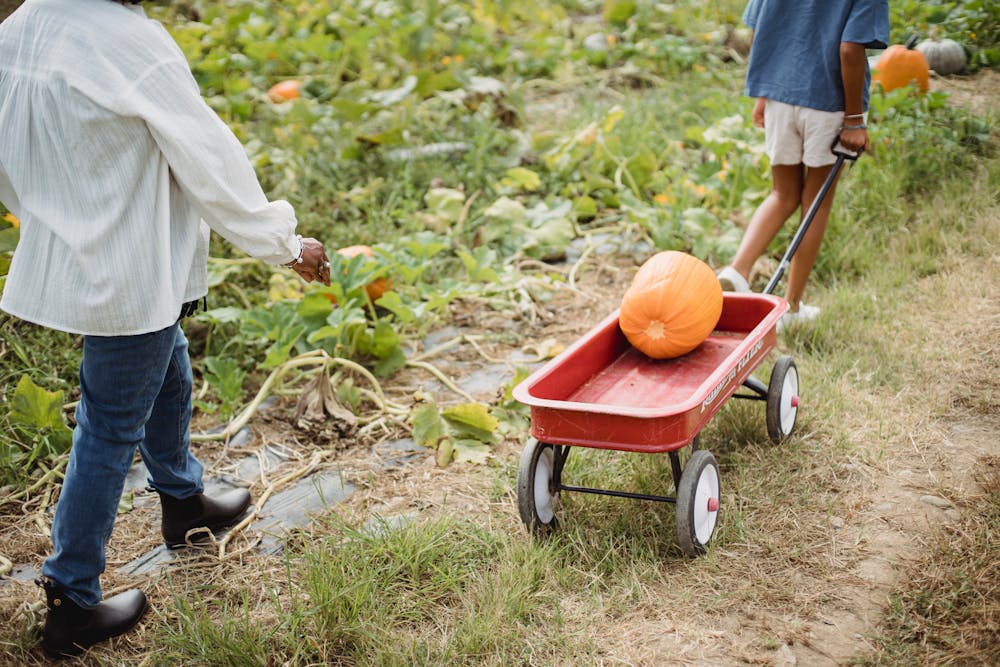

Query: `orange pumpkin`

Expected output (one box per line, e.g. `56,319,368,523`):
330,245,392,303
619,251,723,359
267,79,303,103
872,34,929,93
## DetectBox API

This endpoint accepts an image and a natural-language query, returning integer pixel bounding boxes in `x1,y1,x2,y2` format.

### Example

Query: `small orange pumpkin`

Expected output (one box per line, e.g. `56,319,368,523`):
267,79,303,103
872,34,929,93
619,251,723,359
326,245,392,303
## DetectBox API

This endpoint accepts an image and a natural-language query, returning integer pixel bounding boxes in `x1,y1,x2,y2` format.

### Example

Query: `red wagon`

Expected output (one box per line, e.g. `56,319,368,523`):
512,145,857,555
512,293,797,555
512,144,858,555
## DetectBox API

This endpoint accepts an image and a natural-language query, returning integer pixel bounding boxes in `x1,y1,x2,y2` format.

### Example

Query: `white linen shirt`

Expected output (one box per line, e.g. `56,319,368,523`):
0,0,301,336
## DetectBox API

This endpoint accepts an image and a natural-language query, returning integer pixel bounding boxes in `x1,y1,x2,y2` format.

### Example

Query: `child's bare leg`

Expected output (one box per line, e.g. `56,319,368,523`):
785,164,841,309
730,164,804,279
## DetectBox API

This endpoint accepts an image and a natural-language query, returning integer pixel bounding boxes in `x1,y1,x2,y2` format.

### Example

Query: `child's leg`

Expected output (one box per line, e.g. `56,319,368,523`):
730,163,804,279
785,164,841,309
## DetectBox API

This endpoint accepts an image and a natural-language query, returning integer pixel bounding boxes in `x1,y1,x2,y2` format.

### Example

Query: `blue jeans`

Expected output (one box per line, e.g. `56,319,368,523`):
42,323,204,608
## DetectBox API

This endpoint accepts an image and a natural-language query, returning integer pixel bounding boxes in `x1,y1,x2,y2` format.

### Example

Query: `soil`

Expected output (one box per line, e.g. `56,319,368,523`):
0,71,997,666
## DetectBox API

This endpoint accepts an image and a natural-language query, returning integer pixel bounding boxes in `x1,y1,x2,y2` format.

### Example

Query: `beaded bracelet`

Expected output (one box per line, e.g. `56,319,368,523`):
840,123,868,130
283,235,304,267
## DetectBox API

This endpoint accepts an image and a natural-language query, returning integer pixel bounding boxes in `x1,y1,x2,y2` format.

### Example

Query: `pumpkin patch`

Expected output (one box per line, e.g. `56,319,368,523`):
618,251,723,359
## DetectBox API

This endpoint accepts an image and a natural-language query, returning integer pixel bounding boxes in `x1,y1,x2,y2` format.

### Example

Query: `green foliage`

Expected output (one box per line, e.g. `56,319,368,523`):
157,516,570,664
411,397,499,466
0,375,72,487
889,0,1000,69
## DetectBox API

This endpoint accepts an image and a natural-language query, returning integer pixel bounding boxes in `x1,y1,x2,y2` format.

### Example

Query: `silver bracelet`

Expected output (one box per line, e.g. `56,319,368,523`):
843,113,865,119
840,123,868,130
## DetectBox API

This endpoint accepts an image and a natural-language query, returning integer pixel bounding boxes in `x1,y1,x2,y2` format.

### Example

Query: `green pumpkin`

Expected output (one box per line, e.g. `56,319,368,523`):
916,38,967,76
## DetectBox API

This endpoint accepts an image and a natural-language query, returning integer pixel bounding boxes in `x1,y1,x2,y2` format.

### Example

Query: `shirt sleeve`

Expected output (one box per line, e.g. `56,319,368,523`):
742,0,763,30
842,0,890,49
116,58,301,266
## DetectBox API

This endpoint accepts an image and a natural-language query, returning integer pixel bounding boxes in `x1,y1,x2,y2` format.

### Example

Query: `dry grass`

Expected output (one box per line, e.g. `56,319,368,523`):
864,455,1000,666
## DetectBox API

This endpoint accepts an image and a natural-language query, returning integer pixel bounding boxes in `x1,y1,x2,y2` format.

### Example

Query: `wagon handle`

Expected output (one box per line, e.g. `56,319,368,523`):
763,140,862,296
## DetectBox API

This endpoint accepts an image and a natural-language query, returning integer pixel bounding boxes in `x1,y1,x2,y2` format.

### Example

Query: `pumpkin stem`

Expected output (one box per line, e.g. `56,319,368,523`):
905,32,920,50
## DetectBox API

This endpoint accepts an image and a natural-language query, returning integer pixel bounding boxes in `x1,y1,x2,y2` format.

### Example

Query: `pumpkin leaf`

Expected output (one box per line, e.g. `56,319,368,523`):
451,439,492,465
411,403,444,449
441,403,498,443
10,375,73,451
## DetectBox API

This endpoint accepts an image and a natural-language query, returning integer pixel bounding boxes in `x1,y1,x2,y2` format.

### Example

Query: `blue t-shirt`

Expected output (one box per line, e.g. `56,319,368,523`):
743,0,889,112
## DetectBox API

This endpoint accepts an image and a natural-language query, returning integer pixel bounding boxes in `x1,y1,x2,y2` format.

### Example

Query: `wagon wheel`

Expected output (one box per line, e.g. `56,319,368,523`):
675,450,721,557
517,438,559,535
766,356,799,443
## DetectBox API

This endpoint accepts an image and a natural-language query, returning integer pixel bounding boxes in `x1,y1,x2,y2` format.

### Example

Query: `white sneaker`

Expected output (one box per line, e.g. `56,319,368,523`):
717,266,750,293
777,304,820,333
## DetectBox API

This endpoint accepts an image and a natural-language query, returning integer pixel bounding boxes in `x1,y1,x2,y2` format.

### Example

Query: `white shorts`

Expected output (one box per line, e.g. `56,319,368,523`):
764,100,850,168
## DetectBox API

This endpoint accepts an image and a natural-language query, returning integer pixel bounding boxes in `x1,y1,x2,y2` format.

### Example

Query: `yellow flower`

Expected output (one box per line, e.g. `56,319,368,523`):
606,34,618,48
969,32,976,41
3,212,18,229
683,180,708,198
653,193,675,206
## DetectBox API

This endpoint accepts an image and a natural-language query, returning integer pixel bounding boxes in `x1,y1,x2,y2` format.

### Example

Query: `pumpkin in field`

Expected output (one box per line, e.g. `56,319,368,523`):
335,245,392,302
619,251,723,359
267,79,303,103
872,34,929,93
916,38,966,76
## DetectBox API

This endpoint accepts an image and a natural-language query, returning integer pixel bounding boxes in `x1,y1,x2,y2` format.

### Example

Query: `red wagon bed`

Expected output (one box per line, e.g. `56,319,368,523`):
514,293,788,453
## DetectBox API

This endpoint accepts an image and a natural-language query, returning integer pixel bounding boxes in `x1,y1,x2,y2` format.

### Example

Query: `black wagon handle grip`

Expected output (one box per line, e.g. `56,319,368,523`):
831,135,863,161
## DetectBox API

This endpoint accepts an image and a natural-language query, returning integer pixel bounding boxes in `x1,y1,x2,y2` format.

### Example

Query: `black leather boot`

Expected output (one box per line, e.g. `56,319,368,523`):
158,488,252,548
37,578,147,658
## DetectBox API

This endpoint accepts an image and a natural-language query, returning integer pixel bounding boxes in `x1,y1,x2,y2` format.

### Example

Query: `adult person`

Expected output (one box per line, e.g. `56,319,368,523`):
0,0,331,657
716,0,889,328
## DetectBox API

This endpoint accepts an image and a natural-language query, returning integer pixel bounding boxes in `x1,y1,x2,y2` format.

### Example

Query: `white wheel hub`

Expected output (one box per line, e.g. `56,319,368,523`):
693,465,720,544
780,367,799,435
533,447,555,523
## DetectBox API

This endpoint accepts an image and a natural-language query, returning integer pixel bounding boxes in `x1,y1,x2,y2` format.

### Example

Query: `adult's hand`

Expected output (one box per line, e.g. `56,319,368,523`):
288,237,331,285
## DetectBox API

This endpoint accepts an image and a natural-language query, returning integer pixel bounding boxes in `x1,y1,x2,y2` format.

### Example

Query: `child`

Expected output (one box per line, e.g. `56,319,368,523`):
717,0,889,327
